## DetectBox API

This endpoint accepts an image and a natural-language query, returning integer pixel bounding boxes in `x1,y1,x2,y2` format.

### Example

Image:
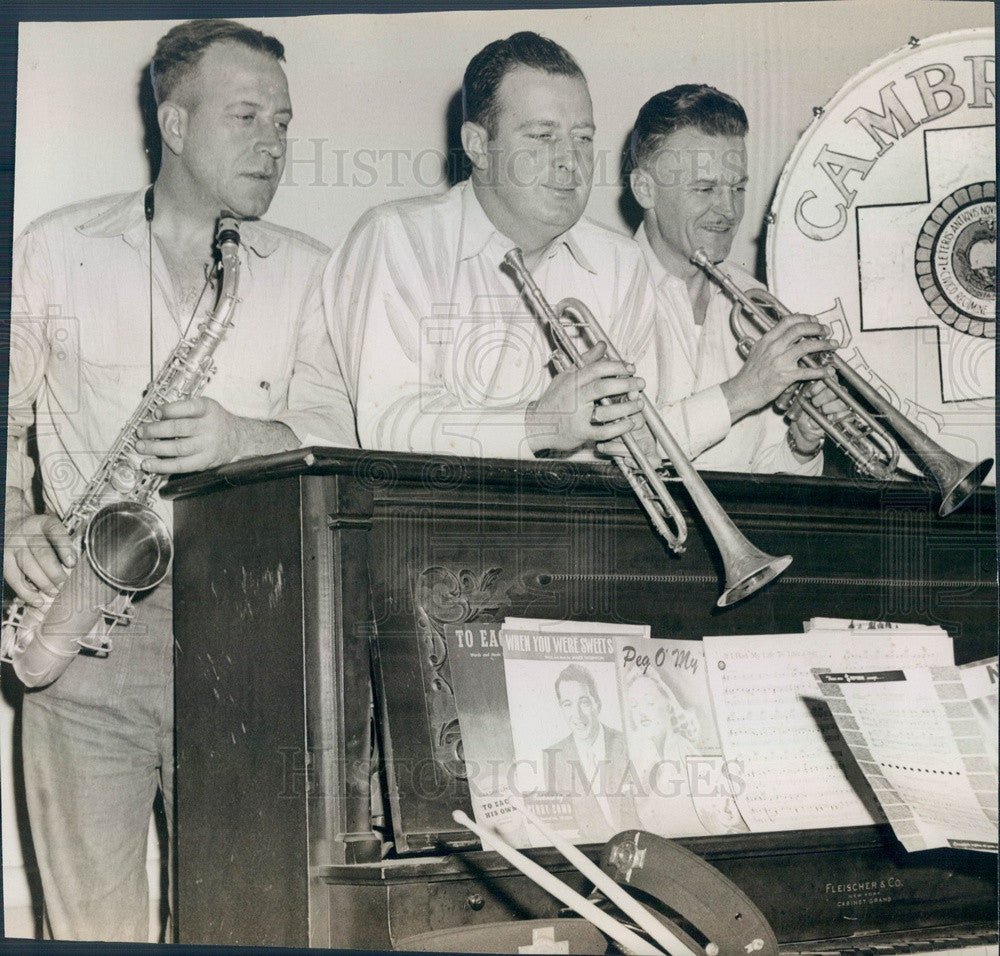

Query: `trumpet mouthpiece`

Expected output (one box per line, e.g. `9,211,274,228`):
503,247,525,269
691,248,711,267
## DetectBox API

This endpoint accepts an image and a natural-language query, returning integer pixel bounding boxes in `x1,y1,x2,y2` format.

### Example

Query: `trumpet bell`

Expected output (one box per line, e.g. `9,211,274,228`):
718,549,793,608
83,500,173,591
937,454,994,518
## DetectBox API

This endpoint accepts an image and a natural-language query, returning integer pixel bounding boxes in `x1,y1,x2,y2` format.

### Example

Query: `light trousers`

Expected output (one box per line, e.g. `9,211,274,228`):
21,579,173,942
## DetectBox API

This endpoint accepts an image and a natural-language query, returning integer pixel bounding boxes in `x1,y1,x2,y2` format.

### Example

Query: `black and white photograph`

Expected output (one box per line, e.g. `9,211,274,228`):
0,1,995,953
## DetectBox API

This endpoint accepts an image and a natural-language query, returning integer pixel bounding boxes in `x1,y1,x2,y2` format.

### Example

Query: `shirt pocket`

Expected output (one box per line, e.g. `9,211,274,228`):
204,367,292,421
77,354,149,418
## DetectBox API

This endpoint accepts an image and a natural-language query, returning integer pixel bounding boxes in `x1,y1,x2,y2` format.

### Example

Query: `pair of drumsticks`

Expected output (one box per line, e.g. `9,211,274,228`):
453,800,715,956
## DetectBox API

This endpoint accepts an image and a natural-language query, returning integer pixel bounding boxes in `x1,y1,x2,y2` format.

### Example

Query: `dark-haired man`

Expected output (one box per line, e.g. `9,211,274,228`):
5,19,354,940
629,85,842,472
543,664,640,842
326,32,656,458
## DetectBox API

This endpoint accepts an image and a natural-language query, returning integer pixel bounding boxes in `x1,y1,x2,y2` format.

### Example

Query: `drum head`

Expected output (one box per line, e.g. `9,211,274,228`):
767,28,995,486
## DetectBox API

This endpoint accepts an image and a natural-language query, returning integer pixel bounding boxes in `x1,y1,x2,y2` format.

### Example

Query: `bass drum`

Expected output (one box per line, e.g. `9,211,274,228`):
766,28,995,485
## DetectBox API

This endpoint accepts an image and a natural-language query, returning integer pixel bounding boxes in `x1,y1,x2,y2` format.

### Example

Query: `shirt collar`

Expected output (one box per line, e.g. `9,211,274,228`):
459,179,597,275
76,188,280,258
635,220,728,296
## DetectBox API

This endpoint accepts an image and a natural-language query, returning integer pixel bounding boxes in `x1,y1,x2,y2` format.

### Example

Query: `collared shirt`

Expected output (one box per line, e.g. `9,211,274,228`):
324,180,659,458
638,223,822,475
8,189,356,523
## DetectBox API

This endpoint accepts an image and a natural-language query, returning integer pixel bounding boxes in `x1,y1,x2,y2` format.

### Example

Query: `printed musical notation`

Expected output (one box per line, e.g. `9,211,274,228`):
449,616,989,850
702,630,954,833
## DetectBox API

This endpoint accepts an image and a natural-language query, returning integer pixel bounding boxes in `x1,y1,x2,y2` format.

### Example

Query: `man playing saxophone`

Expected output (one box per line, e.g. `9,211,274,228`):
4,18,354,941
627,85,847,473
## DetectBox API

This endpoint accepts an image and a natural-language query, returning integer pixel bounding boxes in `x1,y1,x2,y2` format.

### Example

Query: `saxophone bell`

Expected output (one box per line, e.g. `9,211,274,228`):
83,500,172,592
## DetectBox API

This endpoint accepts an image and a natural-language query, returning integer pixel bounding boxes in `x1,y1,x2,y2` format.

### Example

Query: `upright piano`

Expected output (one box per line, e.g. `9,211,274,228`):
166,448,997,952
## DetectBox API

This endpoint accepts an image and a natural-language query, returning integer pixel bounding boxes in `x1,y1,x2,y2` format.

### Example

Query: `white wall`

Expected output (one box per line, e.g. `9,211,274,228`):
13,1,993,268
4,0,994,939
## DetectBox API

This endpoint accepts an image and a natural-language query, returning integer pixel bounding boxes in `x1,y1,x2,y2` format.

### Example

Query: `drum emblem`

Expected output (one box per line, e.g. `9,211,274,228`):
915,181,996,338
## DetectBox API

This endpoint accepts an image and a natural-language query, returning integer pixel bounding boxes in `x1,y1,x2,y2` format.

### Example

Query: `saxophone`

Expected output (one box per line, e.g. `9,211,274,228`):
1,214,242,687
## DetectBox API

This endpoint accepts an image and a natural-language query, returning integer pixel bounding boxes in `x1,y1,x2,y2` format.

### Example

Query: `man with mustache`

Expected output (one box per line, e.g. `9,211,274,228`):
326,31,656,458
5,19,354,941
628,85,843,472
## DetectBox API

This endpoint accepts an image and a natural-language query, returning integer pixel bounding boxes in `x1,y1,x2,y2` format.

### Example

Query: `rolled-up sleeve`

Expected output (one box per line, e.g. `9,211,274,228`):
273,254,358,449
750,406,824,475
659,385,733,461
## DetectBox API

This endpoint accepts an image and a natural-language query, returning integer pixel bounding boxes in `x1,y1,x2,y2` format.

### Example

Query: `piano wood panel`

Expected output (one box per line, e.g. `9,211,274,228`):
169,449,997,950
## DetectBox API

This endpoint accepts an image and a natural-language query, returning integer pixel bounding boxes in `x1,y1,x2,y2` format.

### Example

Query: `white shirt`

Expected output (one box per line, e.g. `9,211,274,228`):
8,190,357,524
324,180,660,459
639,223,822,475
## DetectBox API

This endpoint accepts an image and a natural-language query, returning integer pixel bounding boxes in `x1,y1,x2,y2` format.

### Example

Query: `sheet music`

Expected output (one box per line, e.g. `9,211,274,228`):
448,620,651,848
502,618,650,640
499,622,636,847
702,631,954,832
614,637,749,838
816,665,998,853
803,617,947,632
960,657,999,775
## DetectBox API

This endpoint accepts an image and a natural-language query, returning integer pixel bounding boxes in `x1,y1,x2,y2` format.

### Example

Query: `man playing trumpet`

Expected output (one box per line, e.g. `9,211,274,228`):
628,85,845,473
326,31,656,459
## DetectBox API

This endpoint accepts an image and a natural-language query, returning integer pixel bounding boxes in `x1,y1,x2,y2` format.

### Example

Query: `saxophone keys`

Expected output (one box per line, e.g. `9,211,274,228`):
109,462,140,494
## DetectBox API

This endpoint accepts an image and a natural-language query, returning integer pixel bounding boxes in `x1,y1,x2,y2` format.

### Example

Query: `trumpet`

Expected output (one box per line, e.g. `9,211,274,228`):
503,248,791,608
691,249,993,517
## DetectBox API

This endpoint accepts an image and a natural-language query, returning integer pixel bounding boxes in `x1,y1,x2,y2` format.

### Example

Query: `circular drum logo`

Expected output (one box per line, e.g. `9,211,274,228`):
915,181,996,338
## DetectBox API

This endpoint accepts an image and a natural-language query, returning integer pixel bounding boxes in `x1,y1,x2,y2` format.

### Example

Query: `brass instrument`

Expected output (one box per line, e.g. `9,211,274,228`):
503,248,791,608
691,249,993,517
1,215,242,687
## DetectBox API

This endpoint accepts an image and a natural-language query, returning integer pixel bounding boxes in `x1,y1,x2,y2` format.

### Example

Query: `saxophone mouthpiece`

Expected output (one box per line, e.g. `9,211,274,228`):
216,213,241,246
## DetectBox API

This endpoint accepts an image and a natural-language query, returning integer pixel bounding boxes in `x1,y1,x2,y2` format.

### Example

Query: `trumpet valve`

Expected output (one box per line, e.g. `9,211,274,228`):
774,382,803,414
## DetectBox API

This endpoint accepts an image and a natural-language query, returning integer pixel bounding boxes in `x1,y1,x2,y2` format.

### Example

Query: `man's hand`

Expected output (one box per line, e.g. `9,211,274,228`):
526,342,647,455
3,513,76,606
135,397,241,474
787,378,851,458
596,395,659,463
721,313,836,422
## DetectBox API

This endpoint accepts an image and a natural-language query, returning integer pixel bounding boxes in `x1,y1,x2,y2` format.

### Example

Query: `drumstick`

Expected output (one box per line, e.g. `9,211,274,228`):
508,795,707,956
452,810,665,956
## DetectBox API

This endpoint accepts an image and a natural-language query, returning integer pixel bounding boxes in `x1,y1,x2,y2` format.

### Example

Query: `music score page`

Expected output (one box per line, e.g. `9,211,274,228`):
816,661,998,853
702,631,954,832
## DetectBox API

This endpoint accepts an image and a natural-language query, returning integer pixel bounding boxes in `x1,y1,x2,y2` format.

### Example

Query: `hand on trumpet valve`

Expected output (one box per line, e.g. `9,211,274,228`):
722,312,836,422
526,341,647,454
3,512,77,606
596,393,659,463
786,380,850,458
